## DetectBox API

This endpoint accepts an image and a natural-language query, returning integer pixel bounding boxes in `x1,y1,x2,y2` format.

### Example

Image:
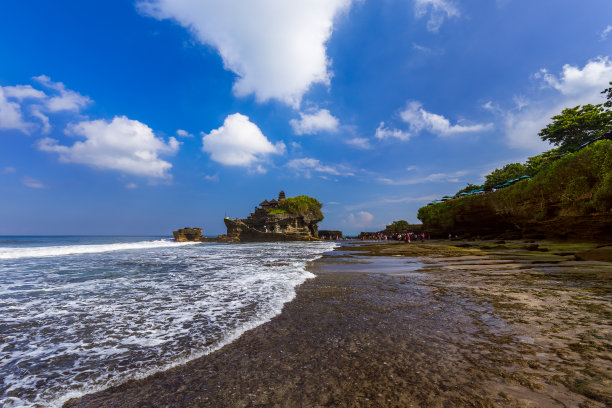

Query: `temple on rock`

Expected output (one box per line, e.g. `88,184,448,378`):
223,190,323,242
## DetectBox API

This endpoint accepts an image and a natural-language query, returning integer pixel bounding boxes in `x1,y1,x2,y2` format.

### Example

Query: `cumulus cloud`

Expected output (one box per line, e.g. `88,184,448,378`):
2,85,46,101
202,113,284,167
374,122,412,141
400,101,493,137
503,57,612,151
414,0,460,32
286,157,353,178
539,57,612,99
0,86,32,133
0,76,92,135
176,129,193,138
38,116,179,178
289,109,339,135
33,75,91,113
21,176,45,189
137,0,352,107
345,211,374,228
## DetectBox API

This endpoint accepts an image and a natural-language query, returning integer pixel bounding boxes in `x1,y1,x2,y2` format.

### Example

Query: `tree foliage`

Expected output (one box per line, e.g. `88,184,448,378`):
455,183,482,195
602,81,612,108
524,148,561,176
278,195,324,221
538,104,612,152
483,163,527,189
386,220,410,232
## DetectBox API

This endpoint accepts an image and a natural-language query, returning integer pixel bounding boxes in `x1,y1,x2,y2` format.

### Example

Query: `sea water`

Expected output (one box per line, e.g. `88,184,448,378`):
0,236,336,407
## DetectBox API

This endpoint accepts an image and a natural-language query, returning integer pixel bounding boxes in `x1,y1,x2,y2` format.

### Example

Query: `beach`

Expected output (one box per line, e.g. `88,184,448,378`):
65,240,612,408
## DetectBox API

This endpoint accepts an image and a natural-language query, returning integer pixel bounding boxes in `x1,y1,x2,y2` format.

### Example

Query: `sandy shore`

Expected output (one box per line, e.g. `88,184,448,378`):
65,240,611,408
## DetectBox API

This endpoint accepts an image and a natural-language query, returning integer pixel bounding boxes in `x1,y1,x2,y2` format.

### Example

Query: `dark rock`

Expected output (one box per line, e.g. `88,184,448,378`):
574,246,612,262
173,228,204,242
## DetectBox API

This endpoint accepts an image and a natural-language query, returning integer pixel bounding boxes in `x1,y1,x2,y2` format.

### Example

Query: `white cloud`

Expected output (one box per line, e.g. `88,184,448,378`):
30,107,51,134
378,170,468,185
0,76,92,135
21,176,45,189
202,113,285,167
346,137,371,149
138,0,352,107
3,85,46,101
540,57,612,100
289,109,339,135
601,25,612,41
345,211,374,228
374,122,412,141
400,101,493,137
286,157,353,177
204,173,219,182
176,129,193,138
503,57,612,151
2,166,16,175
33,75,91,113
414,0,460,32
0,87,32,133
125,182,138,189
38,116,179,178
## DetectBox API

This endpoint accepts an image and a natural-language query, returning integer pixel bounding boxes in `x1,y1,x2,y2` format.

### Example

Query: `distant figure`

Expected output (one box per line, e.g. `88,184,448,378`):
448,233,451,239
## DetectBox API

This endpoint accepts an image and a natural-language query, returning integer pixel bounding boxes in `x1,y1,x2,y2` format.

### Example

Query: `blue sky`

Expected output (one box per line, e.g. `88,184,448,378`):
1,0,611,235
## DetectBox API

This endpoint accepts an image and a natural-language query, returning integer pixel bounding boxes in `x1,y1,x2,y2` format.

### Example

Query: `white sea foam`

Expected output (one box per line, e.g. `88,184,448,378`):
0,239,198,260
0,239,336,408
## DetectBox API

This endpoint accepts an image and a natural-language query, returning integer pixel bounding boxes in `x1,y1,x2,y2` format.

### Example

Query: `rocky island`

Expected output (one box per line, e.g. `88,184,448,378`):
224,191,324,242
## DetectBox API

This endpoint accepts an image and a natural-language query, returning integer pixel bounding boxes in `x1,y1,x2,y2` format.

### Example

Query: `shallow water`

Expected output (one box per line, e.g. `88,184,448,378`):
0,237,336,407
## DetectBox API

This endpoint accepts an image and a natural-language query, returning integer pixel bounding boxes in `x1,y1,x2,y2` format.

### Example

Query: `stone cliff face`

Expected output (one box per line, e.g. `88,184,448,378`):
173,227,204,242
419,189,612,241
418,141,612,242
224,191,322,242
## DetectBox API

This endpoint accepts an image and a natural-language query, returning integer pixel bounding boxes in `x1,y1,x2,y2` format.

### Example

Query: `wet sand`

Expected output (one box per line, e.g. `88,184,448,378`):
65,240,612,408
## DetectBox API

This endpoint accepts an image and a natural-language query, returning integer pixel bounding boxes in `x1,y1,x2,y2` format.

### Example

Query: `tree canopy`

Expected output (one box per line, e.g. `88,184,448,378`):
538,103,612,152
602,81,612,108
483,163,527,189
455,183,482,195
274,195,324,221
386,220,410,232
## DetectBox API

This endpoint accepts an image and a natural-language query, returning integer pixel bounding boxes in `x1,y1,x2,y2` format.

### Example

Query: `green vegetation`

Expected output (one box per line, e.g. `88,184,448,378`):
539,104,612,153
483,163,527,190
386,220,410,232
418,140,612,229
269,195,324,221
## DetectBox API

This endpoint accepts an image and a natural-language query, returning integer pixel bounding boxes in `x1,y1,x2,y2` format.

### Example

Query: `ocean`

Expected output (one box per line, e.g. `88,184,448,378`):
0,236,337,407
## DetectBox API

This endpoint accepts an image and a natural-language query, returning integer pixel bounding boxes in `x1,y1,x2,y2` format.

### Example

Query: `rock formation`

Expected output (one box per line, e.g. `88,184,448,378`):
319,230,343,239
224,191,323,242
173,227,205,242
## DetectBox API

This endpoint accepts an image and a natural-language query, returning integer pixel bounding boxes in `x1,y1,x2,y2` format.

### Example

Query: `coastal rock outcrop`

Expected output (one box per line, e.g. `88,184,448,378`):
224,191,323,242
173,227,205,242
418,141,612,241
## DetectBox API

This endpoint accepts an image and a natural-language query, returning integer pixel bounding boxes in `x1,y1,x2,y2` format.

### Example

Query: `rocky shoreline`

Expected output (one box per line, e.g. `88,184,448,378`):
64,240,611,407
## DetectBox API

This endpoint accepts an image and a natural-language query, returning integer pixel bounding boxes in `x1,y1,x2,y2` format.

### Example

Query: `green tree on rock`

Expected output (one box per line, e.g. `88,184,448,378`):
386,220,410,232
602,81,612,108
484,163,527,189
455,183,482,195
538,104,612,152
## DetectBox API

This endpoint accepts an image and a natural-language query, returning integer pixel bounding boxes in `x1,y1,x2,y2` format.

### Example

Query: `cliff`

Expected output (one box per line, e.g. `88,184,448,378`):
173,227,205,242
224,191,323,242
417,140,612,241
